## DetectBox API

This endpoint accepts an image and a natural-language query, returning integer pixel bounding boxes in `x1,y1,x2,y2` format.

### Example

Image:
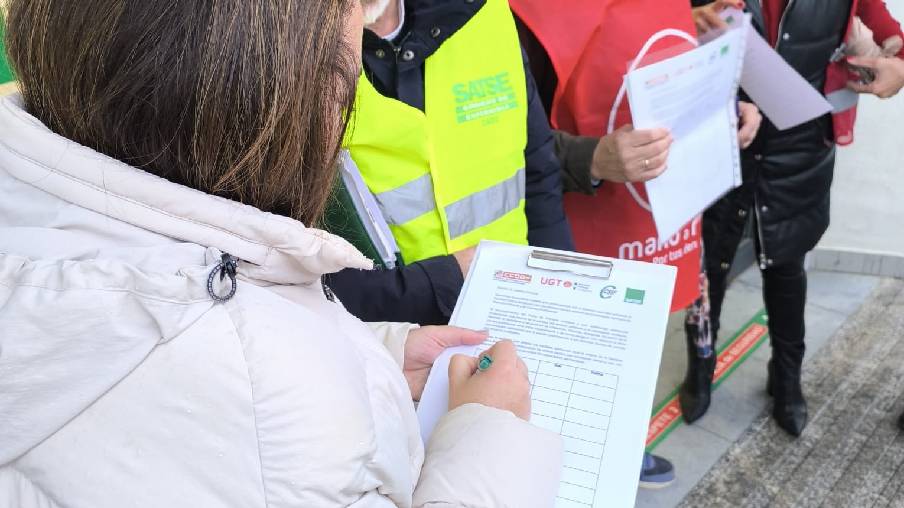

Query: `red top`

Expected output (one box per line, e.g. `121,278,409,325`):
761,0,786,46
859,0,904,56
762,0,903,56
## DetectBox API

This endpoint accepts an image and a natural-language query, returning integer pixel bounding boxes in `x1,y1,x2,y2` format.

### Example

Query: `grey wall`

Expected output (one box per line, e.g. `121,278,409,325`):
813,0,904,276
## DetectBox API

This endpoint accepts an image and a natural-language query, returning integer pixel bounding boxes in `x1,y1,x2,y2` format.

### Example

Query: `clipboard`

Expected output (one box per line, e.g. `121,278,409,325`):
322,151,402,269
419,240,677,508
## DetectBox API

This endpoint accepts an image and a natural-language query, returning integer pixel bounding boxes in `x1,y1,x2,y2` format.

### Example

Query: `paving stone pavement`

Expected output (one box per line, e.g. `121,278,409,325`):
679,279,904,507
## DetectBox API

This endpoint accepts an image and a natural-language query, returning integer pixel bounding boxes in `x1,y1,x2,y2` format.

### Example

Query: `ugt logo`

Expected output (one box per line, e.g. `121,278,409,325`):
540,277,572,288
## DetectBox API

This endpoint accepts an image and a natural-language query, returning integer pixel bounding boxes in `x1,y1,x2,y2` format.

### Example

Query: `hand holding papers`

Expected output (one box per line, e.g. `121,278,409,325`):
417,241,677,508
627,23,748,241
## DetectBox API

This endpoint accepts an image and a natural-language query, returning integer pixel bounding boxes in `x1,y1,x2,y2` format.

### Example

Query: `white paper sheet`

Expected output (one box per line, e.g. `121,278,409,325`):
417,241,677,508
704,7,833,130
627,24,747,242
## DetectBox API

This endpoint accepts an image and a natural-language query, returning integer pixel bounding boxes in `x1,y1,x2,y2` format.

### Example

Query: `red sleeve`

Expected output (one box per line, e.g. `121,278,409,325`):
858,0,904,57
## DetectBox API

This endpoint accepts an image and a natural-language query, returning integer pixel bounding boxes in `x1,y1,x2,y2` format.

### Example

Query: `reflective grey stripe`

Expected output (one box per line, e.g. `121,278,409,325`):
445,168,525,239
826,89,858,114
373,173,436,225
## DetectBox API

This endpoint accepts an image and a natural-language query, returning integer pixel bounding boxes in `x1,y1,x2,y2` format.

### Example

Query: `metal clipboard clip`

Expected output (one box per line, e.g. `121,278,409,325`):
527,250,614,280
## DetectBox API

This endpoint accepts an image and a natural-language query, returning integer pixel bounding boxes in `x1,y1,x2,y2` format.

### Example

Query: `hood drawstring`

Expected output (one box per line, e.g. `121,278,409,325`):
207,253,238,302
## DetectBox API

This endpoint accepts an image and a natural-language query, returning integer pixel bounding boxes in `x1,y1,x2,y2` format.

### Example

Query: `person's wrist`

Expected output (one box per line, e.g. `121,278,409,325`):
591,161,622,183
589,156,613,183
589,166,604,182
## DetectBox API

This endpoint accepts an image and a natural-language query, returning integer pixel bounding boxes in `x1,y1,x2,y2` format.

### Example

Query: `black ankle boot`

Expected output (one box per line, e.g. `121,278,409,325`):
767,357,808,436
679,324,716,424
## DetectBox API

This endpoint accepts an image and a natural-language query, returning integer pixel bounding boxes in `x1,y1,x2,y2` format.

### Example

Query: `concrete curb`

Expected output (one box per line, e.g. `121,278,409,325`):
809,247,904,279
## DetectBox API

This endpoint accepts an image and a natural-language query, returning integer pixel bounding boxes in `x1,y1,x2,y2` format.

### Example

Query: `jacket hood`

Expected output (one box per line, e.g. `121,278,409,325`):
0,95,373,285
0,94,371,464
0,254,220,464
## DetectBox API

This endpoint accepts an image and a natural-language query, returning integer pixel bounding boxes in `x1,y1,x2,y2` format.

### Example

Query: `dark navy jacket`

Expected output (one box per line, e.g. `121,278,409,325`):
326,0,573,325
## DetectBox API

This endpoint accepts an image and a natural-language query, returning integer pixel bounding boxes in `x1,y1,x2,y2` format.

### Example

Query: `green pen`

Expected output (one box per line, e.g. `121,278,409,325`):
477,354,493,372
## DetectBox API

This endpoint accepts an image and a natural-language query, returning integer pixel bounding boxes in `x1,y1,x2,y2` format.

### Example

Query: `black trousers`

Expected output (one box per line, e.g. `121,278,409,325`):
705,215,808,366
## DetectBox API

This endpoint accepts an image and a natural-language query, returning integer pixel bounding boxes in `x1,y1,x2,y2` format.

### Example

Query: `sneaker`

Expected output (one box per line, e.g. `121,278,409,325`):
639,452,676,489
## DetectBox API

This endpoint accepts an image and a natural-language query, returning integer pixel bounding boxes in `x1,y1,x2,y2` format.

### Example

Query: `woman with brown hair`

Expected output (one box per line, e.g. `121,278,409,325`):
0,1,562,506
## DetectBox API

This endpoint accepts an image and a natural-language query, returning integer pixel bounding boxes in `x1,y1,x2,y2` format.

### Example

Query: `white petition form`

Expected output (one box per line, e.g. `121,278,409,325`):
417,241,676,508
627,23,748,242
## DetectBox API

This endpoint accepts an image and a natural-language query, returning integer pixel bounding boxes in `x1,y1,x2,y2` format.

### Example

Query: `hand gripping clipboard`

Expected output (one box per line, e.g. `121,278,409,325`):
420,240,677,506
427,242,624,446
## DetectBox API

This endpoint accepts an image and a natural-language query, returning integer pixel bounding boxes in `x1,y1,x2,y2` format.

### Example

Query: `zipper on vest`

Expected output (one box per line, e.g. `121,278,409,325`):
757,0,794,270
774,0,797,51
753,194,770,270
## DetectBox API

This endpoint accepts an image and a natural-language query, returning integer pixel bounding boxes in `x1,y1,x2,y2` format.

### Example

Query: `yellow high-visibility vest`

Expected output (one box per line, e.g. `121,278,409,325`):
344,0,528,264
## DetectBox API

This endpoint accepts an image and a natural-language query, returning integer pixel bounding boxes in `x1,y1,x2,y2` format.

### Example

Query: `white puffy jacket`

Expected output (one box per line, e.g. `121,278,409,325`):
0,94,563,508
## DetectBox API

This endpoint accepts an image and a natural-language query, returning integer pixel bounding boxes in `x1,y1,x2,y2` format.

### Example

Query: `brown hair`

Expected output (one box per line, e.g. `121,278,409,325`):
5,0,358,225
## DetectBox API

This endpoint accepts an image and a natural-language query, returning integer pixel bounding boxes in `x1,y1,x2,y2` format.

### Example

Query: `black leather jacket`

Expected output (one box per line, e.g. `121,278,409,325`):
698,0,851,271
